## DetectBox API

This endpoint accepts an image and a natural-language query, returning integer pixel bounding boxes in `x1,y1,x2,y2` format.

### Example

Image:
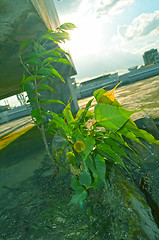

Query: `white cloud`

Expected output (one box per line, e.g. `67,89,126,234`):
96,0,134,18
128,39,159,55
118,10,159,40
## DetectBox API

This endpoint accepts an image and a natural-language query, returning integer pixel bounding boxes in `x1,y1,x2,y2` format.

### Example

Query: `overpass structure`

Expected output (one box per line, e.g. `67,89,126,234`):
0,0,79,113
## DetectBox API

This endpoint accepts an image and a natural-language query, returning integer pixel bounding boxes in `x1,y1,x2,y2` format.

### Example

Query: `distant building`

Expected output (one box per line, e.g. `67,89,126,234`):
128,66,138,72
143,48,159,66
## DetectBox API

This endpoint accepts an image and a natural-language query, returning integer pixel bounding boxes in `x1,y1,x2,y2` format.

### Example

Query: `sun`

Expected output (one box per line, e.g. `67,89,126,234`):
66,20,100,57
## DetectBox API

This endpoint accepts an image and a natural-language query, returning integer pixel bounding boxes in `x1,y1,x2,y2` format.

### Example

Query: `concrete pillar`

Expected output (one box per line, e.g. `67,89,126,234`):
30,71,79,115
0,0,79,115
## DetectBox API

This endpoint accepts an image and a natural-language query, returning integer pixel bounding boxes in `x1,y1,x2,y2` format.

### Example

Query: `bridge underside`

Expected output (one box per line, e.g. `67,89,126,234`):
0,0,50,99
0,0,78,113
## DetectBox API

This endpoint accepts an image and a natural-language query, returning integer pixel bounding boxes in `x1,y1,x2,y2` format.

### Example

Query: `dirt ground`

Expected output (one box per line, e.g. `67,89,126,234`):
0,76,159,239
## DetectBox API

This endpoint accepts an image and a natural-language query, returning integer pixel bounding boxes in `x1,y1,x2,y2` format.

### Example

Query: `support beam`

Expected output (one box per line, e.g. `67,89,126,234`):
0,0,79,113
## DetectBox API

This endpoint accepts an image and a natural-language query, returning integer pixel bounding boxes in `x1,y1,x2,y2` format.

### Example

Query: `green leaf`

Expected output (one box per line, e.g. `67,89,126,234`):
54,48,71,58
26,58,42,67
83,137,95,160
20,40,33,51
49,112,65,126
95,103,138,131
23,52,41,59
21,75,34,84
104,138,130,160
109,132,133,151
93,89,106,103
31,108,42,125
40,32,59,42
124,119,159,145
94,154,107,186
36,68,52,77
57,58,72,66
22,82,35,93
42,57,59,65
119,127,143,145
38,83,54,93
76,109,94,122
63,104,75,123
43,57,72,67
92,172,99,189
39,99,65,105
69,190,88,205
71,176,83,192
79,169,92,188
69,176,88,205
27,98,37,103
85,155,96,174
67,151,76,167
97,142,125,166
49,68,65,82
42,50,62,58
58,23,77,31
76,98,94,124
92,172,104,191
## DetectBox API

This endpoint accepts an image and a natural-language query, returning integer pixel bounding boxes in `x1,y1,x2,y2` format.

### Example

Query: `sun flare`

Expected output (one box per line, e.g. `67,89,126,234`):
66,20,100,57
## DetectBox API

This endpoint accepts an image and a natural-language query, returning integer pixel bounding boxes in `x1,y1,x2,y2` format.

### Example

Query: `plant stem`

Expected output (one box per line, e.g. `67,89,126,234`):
34,76,58,176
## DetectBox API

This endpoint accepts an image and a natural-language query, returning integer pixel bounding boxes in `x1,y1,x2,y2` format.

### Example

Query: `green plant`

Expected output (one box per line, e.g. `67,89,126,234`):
48,83,159,205
20,23,159,205
19,23,76,176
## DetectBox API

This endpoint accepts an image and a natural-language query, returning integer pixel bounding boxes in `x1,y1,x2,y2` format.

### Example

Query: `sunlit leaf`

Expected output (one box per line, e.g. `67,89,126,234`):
39,99,65,105
95,103,138,131
93,88,106,103
124,119,159,145
56,58,72,66
58,23,77,31
49,68,65,82
42,50,62,58
76,98,94,124
63,104,75,123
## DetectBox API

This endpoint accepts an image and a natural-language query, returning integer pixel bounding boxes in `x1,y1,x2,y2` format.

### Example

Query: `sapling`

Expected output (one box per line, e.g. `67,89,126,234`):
20,23,76,177
20,23,159,205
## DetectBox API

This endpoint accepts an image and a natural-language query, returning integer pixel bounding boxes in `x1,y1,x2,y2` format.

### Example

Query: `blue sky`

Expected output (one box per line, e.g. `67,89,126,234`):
54,0,159,82
1,0,158,107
